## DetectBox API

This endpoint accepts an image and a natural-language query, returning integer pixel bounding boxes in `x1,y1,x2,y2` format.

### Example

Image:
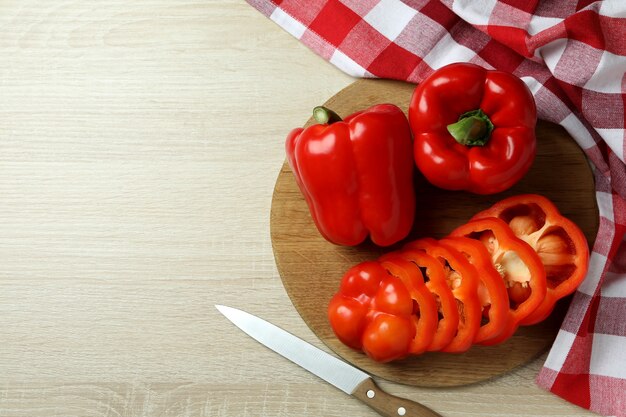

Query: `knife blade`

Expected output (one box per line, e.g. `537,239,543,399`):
216,305,442,417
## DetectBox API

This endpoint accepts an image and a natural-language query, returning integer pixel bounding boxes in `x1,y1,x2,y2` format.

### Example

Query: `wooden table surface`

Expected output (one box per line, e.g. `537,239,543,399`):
0,2,595,416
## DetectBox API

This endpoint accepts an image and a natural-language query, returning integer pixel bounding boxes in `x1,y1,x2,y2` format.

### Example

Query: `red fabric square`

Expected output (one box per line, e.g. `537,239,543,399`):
308,0,362,47
419,0,458,31
527,21,567,56
407,61,435,84
395,13,448,58
582,89,625,129
499,0,539,14
300,29,337,60
248,0,279,16
534,1,578,18
489,1,533,28
367,42,421,80
339,20,391,67
512,58,552,83
576,0,597,12
552,371,591,410
557,80,584,111
478,40,525,73
487,26,530,57
594,296,626,336
608,236,626,273
338,0,380,17
599,15,626,55
591,217,616,258
402,0,430,9
553,39,604,88
450,22,491,54
589,375,626,416
279,0,327,26
564,10,605,51
561,292,592,334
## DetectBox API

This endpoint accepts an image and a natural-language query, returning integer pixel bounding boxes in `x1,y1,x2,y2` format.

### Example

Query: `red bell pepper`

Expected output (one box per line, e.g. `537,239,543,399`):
379,257,438,355
450,218,547,345
404,238,481,352
471,194,590,325
409,62,537,195
286,104,415,246
440,236,510,344
327,261,416,362
393,248,460,352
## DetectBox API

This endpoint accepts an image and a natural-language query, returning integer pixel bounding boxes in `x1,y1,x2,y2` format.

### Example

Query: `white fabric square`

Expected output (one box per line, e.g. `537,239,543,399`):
270,7,306,39
597,191,615,221
452,0,498,25
540,38,568,72
596,128,625,162
599,0,626,18
601,271,626,297
544,329,576,371
422,33,477,68
584,50,626,94
560,113,596,149
590,334,626,378
578,253,609,296
527,15,563,35
520,76,542,95
363,0,418,41
329,49,367,77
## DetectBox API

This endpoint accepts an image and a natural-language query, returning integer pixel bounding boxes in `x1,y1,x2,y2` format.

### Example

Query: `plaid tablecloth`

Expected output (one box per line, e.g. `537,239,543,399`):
247,0,626,415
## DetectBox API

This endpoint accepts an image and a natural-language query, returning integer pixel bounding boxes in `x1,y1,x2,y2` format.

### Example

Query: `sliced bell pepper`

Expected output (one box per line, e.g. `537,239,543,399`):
395,248,460,352
450,218,547,345
327,261,416,362
379,256,438,355
286,104,415,246
471,194,590,325
440,236,510,344
404,238,481,353
409,62,537,195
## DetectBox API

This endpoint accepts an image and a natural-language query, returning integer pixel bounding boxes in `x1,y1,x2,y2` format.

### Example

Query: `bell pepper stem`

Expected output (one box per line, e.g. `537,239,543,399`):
447,109,494,146
313,106,343,124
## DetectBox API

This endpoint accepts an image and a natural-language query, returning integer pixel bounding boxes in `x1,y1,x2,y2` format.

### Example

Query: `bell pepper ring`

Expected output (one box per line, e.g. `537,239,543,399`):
409,62,537,195
286,104,415,246
440,236,510,345
471,194,590,325
394,248,460,352
379,256,438,355
404,238,482,353
450,218,547,345
327,261,416,362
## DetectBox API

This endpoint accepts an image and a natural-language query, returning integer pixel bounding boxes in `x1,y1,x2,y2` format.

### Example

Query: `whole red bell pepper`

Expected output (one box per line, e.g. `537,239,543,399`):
471,194,590,325
409,62,537,195
286,104,415,246
327,261,417,362
450,218,547,345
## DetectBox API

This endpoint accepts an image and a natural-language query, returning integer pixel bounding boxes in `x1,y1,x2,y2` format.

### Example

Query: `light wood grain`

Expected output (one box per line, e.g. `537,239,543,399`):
0,1,597,416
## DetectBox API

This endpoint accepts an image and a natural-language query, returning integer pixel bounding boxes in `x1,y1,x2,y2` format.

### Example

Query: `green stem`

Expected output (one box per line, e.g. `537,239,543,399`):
313,106,343,124
446,109,494,146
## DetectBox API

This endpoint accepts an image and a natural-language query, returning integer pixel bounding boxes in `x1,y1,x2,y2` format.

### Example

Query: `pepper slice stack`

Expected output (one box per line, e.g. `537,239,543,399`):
327,194,590,362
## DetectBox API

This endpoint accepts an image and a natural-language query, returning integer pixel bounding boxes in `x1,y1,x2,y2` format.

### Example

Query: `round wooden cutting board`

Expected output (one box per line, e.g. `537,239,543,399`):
270,79,598,387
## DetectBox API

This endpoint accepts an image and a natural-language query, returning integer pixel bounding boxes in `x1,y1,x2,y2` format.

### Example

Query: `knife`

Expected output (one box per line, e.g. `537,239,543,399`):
216,305,442,417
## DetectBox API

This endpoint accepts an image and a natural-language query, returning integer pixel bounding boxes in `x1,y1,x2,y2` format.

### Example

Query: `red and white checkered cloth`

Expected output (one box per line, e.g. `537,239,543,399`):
247,0,626,415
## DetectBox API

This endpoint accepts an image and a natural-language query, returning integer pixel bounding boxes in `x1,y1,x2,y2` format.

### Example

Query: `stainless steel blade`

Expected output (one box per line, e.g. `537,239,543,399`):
215,305,370,394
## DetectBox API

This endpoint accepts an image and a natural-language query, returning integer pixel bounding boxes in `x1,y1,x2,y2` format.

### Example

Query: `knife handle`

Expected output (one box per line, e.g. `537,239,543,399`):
353,378,443,417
